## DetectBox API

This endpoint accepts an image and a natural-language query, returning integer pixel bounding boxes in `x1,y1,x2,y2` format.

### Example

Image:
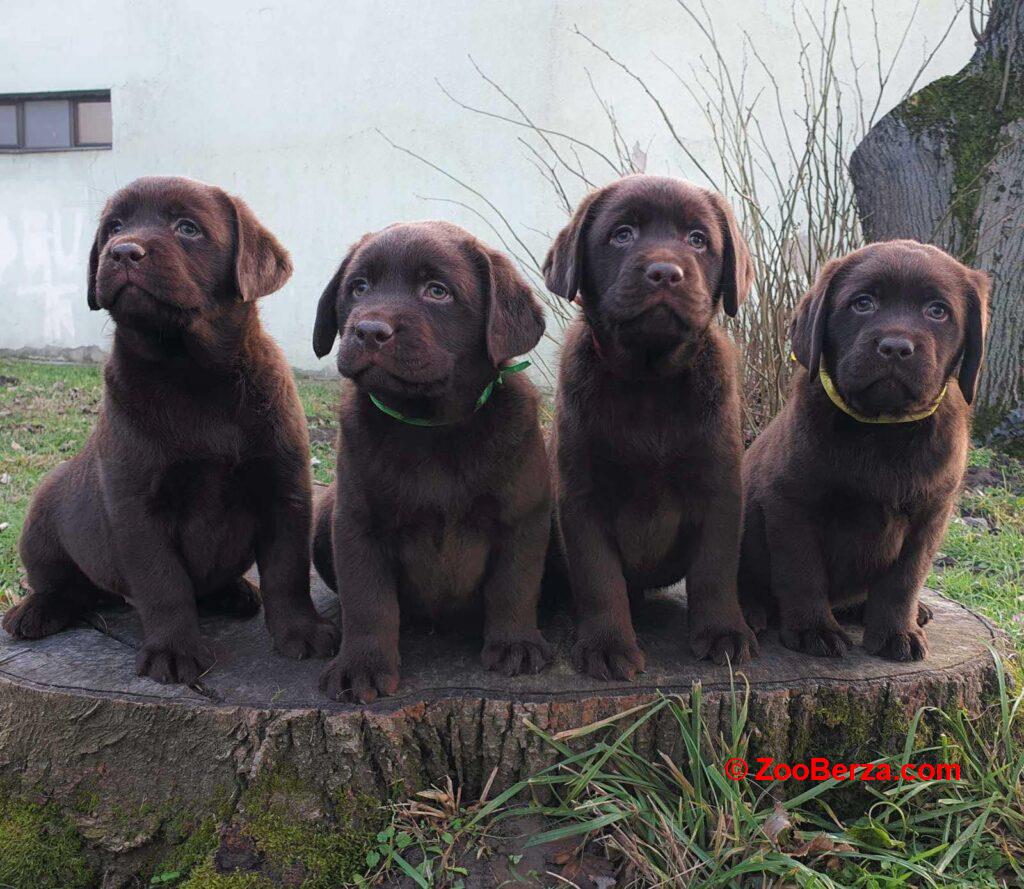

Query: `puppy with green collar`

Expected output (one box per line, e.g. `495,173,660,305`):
310,221,552,703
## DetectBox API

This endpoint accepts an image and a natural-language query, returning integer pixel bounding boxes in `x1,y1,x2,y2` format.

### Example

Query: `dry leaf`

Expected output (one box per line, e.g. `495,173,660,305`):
763,802,792,845
790,833,837,858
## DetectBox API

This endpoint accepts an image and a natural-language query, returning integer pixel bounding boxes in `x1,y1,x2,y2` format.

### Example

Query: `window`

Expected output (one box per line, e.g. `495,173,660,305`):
75,100,112,146
24,100,72,148
0,91,112,152
0,105,17,147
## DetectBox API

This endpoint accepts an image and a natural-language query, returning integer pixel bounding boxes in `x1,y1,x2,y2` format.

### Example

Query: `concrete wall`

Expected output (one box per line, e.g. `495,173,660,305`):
0,0,973,370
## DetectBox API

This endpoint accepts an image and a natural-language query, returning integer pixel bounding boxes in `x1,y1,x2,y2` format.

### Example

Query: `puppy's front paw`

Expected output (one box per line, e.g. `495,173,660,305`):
136,637,214,685
572,625,646,681
481,631,552,676
691,621,759,665
1,593,74,639
319,643,400,703
864,623,928,661
269,615,339,660
780,623,853,658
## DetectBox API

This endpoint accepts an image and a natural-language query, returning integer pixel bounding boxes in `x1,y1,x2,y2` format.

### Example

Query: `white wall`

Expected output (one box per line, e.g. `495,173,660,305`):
0,0,973,370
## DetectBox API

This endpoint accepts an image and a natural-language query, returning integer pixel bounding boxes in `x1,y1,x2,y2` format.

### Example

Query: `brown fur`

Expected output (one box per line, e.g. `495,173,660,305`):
311,221,551,703
740,240,989,661
2,176,338,684
545,175,759,679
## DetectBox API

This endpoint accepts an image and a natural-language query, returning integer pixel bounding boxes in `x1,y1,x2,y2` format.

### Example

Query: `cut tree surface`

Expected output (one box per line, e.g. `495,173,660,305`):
0,581,1004,859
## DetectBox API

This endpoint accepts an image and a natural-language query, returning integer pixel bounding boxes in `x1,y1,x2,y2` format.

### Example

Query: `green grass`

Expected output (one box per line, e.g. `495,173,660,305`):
343,662,1024,889
294,374,340,486
930,449,1024,652
0,359,339,610
461,662,1024,888
0,361,104,609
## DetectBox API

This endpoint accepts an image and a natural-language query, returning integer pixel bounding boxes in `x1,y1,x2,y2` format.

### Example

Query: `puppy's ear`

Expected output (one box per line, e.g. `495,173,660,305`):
706,190,754,317
479,246,546,365
790,255,850,378
543,189,603,302
957,268,989,405
228,194,293,302
87,229,101,311
313,235,368,359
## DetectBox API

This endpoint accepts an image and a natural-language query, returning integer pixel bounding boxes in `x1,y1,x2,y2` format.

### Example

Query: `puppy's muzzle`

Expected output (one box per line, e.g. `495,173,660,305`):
860,332,925,386
354,319,394,350
645,261,684,288
613,257,694,323
109,242,147,265
877,336,915,361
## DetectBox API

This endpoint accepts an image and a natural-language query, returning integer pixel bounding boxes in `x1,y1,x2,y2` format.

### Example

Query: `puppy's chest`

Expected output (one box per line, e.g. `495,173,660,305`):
118,385,252,457
592,437,712,577
385,496,501,621
591,420,711,505
150,458,261,516
819,490,921,575
600,397,703,463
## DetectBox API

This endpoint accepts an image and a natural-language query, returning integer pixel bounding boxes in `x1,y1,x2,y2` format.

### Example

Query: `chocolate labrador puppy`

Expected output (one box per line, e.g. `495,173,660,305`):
311,221,551,703
3,176,338,684
740,240,988,661
545,175,759,679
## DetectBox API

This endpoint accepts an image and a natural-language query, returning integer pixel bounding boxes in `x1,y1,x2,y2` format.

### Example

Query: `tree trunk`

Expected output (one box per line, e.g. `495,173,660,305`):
0,585,1007,884
850,0,1024,433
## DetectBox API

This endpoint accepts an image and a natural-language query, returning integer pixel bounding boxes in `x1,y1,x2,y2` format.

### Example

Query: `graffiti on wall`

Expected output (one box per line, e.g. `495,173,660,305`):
0,207,91,345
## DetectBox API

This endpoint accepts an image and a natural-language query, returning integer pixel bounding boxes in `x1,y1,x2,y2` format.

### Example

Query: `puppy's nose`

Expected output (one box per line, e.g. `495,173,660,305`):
878,336,915,360
354,319,394,348
109,242,146,263
645,262,684,287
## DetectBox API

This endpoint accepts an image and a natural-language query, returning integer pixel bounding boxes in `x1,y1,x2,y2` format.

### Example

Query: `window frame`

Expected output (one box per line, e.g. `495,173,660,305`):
0,90,112,154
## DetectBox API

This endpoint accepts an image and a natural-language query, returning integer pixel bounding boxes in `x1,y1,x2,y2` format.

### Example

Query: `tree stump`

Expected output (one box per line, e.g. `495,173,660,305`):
0,581,1005,866
849,0,1024,431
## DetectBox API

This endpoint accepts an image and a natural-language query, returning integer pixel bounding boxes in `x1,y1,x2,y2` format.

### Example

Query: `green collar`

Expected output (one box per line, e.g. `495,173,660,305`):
367,360,531,427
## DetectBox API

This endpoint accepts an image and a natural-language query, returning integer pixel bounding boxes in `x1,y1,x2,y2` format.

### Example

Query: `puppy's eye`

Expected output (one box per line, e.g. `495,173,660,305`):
351,279,370,297
687,230,708,251
108,220,124,235
425,282,451,301
925,302,949,321
610,225,636,246
851,294,875,313
175,219,201,237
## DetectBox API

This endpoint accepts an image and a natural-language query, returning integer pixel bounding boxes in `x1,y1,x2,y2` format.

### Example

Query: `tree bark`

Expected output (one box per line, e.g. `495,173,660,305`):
850,0,1024,431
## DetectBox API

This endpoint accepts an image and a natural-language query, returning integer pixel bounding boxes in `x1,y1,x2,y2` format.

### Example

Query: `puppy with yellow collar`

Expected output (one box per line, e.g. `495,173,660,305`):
740,240,988,661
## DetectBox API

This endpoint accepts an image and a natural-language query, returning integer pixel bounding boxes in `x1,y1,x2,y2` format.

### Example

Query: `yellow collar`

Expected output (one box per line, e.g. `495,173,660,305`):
818,365,946,424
